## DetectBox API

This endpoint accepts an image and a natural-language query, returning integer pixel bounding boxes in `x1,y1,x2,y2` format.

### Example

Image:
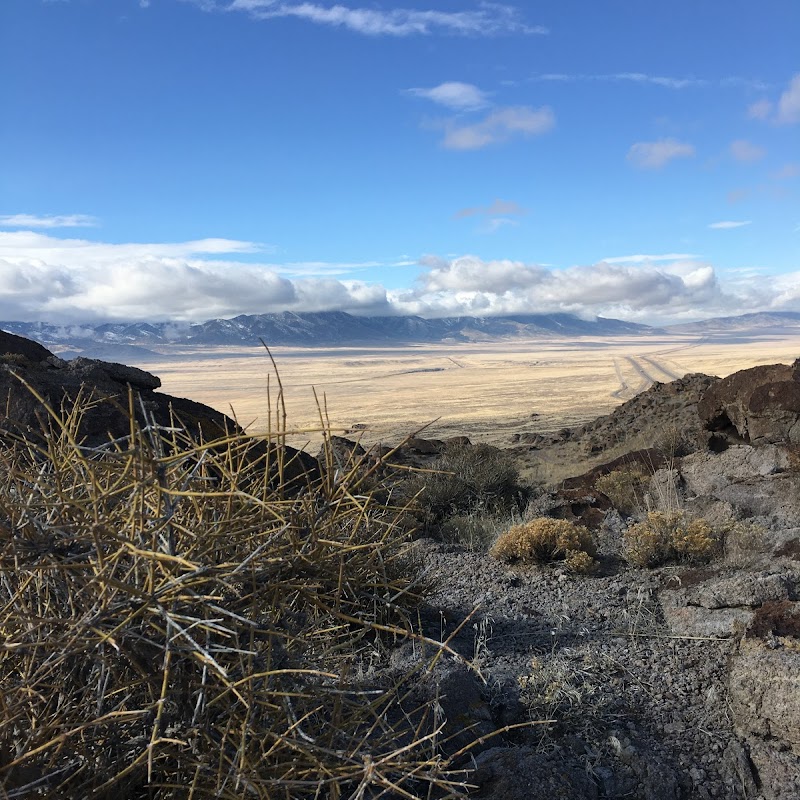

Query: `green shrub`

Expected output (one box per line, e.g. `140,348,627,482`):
407,442,526,532
623,511,721,567
490,518,597,572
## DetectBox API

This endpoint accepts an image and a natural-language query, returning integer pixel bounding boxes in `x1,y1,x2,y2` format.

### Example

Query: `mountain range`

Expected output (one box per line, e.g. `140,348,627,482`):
0,311,654,355
3,310,800,360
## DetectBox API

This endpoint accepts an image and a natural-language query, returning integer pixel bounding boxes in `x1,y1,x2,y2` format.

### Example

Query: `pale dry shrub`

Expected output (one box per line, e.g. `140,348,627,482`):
0,387,471,799
490,518,597,572
594,467,647,516
624,511,721,567
517,649,616,746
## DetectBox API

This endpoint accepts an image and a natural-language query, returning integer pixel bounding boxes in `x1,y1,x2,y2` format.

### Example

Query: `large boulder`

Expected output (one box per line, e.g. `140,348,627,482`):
698,360,800,445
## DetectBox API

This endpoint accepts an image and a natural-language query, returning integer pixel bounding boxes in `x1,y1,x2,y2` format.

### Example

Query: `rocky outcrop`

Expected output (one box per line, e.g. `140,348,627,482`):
0,330,319,489
729,639,800,800
660,571,794,638
698,359,800,445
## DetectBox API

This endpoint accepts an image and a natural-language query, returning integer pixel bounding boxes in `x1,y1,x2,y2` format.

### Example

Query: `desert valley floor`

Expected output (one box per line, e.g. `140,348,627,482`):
106,331,800,449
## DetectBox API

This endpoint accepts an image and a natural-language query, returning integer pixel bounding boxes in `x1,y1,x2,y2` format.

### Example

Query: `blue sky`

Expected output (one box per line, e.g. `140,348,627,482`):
1,0,798,324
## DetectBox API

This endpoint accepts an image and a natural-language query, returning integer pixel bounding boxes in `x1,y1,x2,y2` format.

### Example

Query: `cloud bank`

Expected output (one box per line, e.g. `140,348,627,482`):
1,231,797,325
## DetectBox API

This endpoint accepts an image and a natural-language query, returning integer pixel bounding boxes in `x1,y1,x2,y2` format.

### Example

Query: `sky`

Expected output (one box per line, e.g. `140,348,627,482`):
1,0,799,325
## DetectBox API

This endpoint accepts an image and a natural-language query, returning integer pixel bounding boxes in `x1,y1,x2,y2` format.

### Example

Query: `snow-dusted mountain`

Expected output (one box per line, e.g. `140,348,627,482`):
1,311,655,352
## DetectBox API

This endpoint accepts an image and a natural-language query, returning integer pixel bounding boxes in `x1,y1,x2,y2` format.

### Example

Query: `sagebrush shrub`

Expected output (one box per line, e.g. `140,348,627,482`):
407,442,526,530
623,511,721,567
594,467,647,515
490,518,597,572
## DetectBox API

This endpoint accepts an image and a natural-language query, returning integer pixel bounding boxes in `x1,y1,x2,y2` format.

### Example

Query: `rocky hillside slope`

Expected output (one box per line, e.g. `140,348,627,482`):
1,330,798,799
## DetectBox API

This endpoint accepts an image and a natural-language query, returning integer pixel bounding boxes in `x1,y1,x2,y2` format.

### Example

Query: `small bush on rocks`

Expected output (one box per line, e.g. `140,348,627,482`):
439,513,508,552
594,467,648,516
408,442,527,532
623,511,721,567
490,518,597,573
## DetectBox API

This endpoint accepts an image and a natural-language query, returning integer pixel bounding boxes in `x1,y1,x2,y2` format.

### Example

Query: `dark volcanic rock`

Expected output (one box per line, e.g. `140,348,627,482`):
471,746,600,799
0,329,56,364
0,332,319,490
698,359,800,445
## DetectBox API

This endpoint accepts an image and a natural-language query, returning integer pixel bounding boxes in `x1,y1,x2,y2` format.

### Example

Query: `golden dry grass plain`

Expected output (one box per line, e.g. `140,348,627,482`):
136,333,800,449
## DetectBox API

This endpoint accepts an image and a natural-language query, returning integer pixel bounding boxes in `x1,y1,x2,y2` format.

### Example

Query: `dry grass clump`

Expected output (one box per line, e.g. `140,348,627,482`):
490,518,597,573
0,389,469,798
517,650,616,747
624,511,721,567
594,467,647,516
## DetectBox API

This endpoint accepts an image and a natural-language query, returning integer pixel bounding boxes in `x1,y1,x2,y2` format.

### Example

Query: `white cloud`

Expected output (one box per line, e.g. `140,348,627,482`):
0,232,391,322
601,253,701,264
0,214,100,229
225,1,547,36
627,138,695,169
729,139,765,163
529,73,767,91
708,221,752,230
389,255,728,320
1,233,796,325
777,73,800,124
442,105,554,150
747,74,800,124
747,99,773,120
406,82,489,110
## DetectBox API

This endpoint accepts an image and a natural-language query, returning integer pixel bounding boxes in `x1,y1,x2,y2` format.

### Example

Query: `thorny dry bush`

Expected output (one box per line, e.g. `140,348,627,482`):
0,385,473,799
490,518,597,573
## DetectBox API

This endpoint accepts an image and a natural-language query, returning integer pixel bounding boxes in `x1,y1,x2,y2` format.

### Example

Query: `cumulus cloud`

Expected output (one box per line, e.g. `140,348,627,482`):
388,255,730,321
0,232,391,322
442,105,554,150
0,214,100,229
777,74,800,124
406,82,489,110
747,74,800,124
708,220,752,230
224,1,547,36
627,138,695,169
729,139,765,162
